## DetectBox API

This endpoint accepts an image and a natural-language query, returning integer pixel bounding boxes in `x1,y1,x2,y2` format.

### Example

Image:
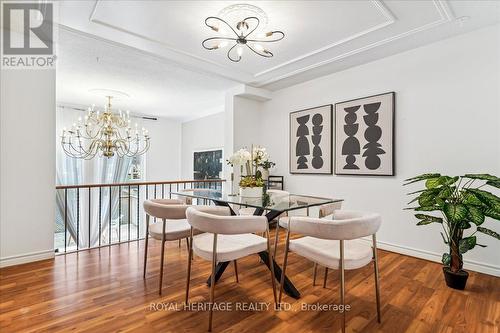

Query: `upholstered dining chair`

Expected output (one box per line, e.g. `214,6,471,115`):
143,199,228,294
274,201,343,281
278,211,382,333
185,207,277,332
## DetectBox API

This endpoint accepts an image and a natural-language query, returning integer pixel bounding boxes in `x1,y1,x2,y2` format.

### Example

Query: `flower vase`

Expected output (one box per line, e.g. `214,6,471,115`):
239,186,263,198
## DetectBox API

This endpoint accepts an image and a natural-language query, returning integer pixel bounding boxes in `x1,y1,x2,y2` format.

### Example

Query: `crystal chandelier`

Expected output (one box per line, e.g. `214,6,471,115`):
202,4,284,62
61,96,150,159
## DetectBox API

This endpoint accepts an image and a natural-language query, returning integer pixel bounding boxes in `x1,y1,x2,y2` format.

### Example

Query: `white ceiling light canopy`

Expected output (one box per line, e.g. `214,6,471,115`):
202,3,284,62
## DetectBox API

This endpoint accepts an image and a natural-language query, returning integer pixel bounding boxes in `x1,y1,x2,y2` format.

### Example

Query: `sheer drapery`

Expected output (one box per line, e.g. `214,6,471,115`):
92,156,132,245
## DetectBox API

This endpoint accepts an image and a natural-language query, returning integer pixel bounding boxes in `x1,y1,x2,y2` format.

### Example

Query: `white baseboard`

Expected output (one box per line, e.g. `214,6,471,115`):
361,238,500,277
0,249,55,268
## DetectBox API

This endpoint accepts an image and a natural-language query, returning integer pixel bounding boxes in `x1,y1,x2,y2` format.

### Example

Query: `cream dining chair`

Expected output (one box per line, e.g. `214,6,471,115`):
143,199,229,294
185,207,277,332
278,210,382,333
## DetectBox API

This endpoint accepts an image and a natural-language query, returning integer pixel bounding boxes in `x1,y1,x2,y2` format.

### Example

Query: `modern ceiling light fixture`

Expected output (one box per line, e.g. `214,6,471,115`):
61,92,150,160
202,4,284,62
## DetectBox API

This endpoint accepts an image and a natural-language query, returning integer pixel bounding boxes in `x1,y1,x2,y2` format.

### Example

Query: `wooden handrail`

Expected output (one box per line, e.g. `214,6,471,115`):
55,179,225,190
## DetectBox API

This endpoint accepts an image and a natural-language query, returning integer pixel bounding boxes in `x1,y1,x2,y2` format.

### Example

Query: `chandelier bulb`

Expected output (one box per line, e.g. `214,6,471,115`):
254,44,263,51
237,46,243,57
217,41,228,49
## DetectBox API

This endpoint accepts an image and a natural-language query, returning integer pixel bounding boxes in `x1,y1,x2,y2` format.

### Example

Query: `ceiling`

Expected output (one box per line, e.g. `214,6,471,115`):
56,0,500,118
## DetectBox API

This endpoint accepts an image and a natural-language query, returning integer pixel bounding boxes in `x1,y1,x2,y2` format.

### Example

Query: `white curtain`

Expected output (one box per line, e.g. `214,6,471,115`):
91,156,132,246
56,106,134,249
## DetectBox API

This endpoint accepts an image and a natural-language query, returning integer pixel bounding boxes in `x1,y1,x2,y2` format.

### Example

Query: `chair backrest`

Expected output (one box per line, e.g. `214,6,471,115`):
186,206,267,235
143,200,188,220
319,201,343,218
288,210,381,240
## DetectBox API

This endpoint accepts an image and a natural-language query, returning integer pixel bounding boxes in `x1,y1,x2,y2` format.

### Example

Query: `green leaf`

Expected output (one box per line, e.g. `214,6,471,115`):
484,208,500,220
443,203,468,223
464,174,500,182
457,220,471,229
438,186,454,199
425,176,459,189
462,192,484,206
486,180,500,189
418,193,436,207
477,227,500,240
466,205,485,225
415,214,443,223
404,173,441,185
413,206,442,212
442,253,451,266
467,189,500,208
459,236,476,254
425,177,442,189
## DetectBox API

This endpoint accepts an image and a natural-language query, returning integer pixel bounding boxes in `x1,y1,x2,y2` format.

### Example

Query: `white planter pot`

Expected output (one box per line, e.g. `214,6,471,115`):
239,186,263,198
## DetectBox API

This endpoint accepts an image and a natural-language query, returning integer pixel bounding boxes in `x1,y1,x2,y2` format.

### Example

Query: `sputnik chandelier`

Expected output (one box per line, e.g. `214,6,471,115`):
61,95,150,159
202,4,284,62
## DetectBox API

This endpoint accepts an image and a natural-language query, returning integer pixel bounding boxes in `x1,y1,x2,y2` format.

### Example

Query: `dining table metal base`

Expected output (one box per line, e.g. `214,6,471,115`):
205,251,301,299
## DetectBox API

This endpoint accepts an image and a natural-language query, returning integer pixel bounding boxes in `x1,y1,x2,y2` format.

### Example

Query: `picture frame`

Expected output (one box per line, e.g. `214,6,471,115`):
289,104,333,174
334,92,395,176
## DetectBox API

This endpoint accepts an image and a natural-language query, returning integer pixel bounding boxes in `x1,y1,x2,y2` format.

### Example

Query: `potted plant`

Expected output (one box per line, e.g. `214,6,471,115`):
226,146,275,197
404,173,500,290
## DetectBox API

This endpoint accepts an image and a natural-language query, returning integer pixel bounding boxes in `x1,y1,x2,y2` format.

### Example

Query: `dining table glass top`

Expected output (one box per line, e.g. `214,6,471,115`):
172,189,343,212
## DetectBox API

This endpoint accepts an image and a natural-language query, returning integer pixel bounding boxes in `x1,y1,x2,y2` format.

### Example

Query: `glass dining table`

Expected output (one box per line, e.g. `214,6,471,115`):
173,188,343,299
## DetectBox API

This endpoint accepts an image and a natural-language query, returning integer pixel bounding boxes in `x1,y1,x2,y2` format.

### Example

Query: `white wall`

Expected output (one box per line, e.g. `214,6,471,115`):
1,70,56,267
145,117,182,181
240,25,500,275
181,112,225,180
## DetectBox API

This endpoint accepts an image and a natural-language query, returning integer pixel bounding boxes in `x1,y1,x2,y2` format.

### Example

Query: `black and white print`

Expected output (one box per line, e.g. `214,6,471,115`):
335,92,394,176
290,105,332,174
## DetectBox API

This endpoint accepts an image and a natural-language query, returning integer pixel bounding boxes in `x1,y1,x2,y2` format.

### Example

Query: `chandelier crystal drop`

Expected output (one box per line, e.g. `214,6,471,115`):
202,4,284,62
60,96,150,159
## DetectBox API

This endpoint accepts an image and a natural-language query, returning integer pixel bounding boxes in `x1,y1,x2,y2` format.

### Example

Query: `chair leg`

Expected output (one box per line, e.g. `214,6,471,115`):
278,229,291,304
266,229,277,305
323,267,329,288
208,233,218,332
273,223,280,259
143,215,149,279
233,260,239,283
339,240,345,333
158,219,167,295
185,228,194,304
178,239,181,247
185,237,190,253
373,234,381,323
312,262,317,286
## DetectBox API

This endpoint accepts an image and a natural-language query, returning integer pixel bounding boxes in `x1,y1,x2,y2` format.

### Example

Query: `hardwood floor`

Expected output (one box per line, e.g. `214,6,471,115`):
1,229,499,333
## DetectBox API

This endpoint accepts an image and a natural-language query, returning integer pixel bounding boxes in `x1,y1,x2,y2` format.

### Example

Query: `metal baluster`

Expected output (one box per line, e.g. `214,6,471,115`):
64,189,67,253
76,188,80,250
169,184,172,199
88,187,91,249
109,186,112,245
118,186,121,243
153,185,157,223
162,184,164,198
145,185,149,239
128,185,131,241
99,187,102,247
137,185,140,240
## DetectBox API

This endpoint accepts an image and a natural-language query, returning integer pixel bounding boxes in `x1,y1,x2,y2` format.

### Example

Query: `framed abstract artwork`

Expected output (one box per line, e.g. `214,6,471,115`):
289,105,332,174
334,92,395,176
